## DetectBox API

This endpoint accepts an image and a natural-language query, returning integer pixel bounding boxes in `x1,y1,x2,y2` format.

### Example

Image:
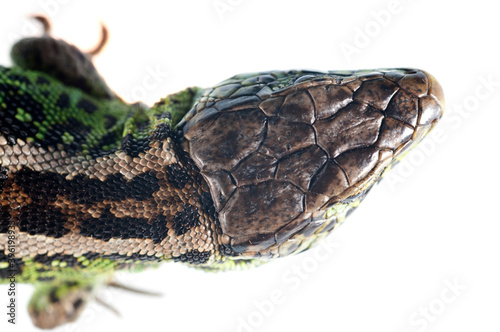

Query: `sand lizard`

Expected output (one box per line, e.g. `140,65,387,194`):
0,17,444,329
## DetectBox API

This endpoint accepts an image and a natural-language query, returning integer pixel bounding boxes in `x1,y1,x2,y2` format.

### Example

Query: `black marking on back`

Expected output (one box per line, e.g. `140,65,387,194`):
86,115,121,157
152,122,172,141
0,251,24,279
33,253,83,268
0,75,93,152
18,204,70,238
0,83,46,144
8,73,31,86
40,90,50,99
151,214,170,243
35,76,50,85
200,190,216,217
76,98,98,114
173,205,200,236
14,168,160,204
40,118,91,153
165,163,190,189
121,133,151,158
173,250,210,264
79,208,168,243
55,93,70,109
87,131,121,158
14,168,67,203
92,171,160,202
168,136,220,238
103,115,117,129
154,111,172,120
0,205,11,233
0,167,8,189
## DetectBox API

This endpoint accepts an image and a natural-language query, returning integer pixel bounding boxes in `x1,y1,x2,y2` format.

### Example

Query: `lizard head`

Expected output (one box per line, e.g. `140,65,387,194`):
179,69,444,259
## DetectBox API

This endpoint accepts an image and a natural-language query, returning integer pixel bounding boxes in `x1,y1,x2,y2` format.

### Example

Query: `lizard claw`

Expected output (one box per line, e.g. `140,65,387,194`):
109,281,162,297
95,297,122,317
29,14,108,56
31,14,52,35
87,23,109,56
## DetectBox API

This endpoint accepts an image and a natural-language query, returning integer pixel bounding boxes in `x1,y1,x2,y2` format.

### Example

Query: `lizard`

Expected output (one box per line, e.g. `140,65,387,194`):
0,16,444,329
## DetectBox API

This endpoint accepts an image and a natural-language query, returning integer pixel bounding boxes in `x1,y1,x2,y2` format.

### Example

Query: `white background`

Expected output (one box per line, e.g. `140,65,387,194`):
0,1,499,332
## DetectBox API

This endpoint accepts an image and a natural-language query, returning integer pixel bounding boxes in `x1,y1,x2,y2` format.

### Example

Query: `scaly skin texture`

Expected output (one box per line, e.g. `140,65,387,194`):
0,22,444,329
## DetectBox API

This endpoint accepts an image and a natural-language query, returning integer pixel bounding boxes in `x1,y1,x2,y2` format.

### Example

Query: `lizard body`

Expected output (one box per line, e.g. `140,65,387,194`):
0,19,444,328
